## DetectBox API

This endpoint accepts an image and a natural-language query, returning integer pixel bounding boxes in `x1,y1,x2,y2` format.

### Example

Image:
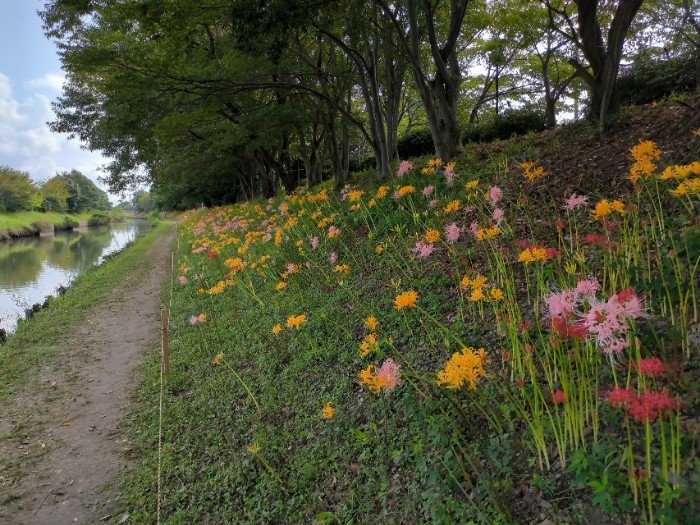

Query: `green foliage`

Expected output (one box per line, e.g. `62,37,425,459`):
40,177,70,211
397,128,434,159
41,194,65,213
0,166,38,212
110,207,127,222
617,54,697,106
462,108,546,144
62,216,79,229
55,170,110,213
87,210,111,225
349,157,377,174
134,190,157,213
568,440,636,517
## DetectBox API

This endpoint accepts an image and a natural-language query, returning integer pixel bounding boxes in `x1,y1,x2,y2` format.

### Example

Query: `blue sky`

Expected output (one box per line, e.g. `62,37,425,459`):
0,0,117,201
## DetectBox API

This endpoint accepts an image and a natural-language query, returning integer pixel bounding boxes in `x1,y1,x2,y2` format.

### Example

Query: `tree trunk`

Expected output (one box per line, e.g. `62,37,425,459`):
253,153,276,199
696,41,700,90
597,61,621,133
682,0,700,89
304,149,321,188
326,117,349,191
377,0,467,161
423,75,461,160
381,13,405,160
545,95,557,129
341,118,350,183
356,58,392,179
298,122,324,188
574,0,643,132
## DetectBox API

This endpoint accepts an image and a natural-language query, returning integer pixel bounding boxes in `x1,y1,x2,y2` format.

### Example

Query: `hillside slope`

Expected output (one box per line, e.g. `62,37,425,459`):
122,99,699,525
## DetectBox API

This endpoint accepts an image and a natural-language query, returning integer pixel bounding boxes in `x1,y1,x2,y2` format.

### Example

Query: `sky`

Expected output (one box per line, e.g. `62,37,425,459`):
0,0,119,202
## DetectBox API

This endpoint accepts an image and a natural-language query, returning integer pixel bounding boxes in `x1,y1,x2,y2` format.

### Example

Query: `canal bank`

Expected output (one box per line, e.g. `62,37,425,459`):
0,221,175,524
0,220,153,333
0,211,94,242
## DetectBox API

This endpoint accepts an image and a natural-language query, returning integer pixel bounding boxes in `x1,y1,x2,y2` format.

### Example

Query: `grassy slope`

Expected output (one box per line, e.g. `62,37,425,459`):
121,102,699,524
0,221,172,399
0,210,94,235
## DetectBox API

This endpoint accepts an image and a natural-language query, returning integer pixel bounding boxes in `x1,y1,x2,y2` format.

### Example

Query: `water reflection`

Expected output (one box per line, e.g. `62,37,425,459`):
0,221,151,332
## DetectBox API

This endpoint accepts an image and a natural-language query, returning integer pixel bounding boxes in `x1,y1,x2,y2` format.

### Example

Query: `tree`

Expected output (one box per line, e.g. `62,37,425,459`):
134,191,157,213
678,0,700,87
634,0,700,87
45,0,686,203
314,3,408,178
463,1,540,125
374,0,478,161
56,170,111,213
0,167,38,212
543,0,646,132
40,176,71,212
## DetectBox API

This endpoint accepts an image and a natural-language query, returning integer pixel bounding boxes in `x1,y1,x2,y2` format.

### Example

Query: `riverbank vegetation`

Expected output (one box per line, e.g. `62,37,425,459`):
0,210,86,235
0,221,170,399
0,167,123,239
0,167,110,213
0,209,134,240
120,108,699,523
34,1,700,522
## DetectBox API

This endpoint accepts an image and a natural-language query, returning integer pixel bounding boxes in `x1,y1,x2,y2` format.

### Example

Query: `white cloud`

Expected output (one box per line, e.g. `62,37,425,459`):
0,70,115,201
21,126,62,155
25,72,65,92
0,73,27,126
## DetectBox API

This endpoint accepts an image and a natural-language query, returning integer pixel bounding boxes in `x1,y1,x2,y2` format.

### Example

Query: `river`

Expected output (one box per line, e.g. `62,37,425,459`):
0,221,152,333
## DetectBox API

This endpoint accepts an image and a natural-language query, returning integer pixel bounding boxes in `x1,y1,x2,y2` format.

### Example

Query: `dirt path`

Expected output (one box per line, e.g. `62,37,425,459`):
0,225,176,525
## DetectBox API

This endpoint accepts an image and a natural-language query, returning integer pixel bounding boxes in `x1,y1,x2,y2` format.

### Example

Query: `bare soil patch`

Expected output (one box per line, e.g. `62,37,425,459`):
0,225,175,525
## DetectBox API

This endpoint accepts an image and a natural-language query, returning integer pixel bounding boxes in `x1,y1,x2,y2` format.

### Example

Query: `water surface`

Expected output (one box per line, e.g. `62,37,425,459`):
0,221,151,332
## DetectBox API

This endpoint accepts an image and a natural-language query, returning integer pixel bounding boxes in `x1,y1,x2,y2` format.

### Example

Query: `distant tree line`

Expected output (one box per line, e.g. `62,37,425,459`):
0,167,111,213
41,0,699,209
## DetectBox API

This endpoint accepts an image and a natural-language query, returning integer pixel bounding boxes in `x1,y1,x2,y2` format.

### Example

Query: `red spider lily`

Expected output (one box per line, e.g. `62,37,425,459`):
550,317,587,340
552,389,567,405
608,387,678,423
637,357,666,378
583,234,615,250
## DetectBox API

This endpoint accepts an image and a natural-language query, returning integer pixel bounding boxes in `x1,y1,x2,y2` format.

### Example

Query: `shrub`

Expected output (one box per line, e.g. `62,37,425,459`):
63,216,79,229
88,210,111,225
349,156,376,173
42,194,65,213
111,207,127,222
462,108,546,144
397,127,434,158
33,220,54,233
617,54,696,106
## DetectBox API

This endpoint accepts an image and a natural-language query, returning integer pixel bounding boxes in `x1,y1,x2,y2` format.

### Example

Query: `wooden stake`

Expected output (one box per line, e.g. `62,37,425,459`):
161,308,171,382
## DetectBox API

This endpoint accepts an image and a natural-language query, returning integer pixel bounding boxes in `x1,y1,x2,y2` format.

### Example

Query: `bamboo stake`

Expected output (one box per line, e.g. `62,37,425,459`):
161,308,170,382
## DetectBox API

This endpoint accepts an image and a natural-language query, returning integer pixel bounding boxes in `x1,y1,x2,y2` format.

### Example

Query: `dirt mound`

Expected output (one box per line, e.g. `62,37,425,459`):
523,97,699,196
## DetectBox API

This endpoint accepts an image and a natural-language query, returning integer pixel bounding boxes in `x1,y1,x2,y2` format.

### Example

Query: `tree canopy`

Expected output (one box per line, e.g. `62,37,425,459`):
51,170,111,213
0,167,37,212
40,0,699,207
